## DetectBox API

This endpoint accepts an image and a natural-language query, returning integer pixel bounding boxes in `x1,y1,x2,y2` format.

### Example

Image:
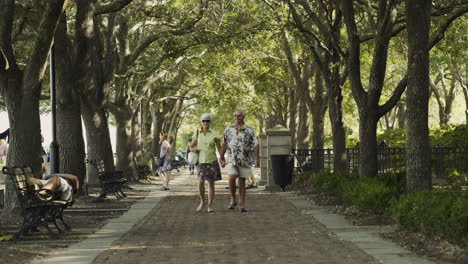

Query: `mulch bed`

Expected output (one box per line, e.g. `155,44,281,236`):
290,182,468,264
0,184,151,264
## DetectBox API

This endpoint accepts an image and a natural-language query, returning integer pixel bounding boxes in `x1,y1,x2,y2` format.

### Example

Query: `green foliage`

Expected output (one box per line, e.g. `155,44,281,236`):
308,171,356,193
430,124,468,147
392,190,468,245
339,178,399,215
301,171,402,216
377,125,468,147
302,170,467,244
376,171,407,196
0,233,13,241
377,128,406,147
444,169,468,189
175,132,194,152
294,170,316,186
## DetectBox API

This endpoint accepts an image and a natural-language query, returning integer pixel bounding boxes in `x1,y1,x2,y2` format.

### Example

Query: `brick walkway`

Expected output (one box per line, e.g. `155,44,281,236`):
36,169,435,264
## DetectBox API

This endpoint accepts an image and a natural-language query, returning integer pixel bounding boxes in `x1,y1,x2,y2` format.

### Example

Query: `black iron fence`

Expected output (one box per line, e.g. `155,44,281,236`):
293,144,468,179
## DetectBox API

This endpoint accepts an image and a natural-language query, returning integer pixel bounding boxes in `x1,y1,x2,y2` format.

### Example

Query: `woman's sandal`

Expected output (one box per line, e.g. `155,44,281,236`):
196,203,205,212
227,202,237,210
239,208,247,213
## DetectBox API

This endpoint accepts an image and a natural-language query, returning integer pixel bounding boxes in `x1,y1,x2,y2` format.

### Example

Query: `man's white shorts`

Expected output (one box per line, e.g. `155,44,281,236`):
40,177,72,201
227,163,253,178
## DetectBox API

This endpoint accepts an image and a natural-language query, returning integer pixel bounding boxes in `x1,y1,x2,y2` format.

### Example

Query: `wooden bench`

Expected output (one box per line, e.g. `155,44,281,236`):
86,159,127,199
2,166,71,240
133,157,151,181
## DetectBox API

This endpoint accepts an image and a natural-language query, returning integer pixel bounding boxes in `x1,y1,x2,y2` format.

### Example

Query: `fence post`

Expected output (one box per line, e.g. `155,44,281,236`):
379,140,387,173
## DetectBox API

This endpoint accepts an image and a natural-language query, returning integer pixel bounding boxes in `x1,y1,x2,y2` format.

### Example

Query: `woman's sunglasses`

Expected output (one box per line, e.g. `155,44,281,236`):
202,120,211,123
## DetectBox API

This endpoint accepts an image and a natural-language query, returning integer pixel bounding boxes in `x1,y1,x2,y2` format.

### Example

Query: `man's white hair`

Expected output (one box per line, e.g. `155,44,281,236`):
234,109,245,117
200,113,212,122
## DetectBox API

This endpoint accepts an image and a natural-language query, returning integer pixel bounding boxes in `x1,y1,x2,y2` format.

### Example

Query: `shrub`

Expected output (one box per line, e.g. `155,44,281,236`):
377,124,468,147
377,128,406,147
339,177,398,215
301,171,400,216
294,170,317,187
430,124,468,147
376,171,406,196
309,171,355,193
392,190,468,245
445,168,468,189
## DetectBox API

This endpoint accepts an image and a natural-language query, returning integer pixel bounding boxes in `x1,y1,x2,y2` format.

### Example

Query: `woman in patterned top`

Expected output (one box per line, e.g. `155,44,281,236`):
190,113,223,212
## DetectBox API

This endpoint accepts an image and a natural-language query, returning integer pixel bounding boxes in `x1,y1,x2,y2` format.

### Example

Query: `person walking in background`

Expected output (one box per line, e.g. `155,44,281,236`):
246,148,258,189
0,138,8,164
158,132,172,191
185,139,195,174
220,109,260,212
190,113,223,212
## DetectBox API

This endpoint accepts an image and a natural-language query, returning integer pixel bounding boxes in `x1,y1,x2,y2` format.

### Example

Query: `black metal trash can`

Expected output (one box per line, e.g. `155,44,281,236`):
270,154,294,191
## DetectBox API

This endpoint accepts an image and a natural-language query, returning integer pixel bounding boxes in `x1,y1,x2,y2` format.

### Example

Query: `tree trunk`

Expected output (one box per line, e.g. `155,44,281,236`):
311,66,327,149
296,98,309,149
0,0,67,215
342,0,403,177
55,16,87,194
131,105,142,159
405,0,432,192
3,74,43,215
396,101,406,129
322,51,347,173
311,113,325,149
114,105,134,179
454,66,468,124
167,98,184,143
464,87,468,124
75,0,115,184
328,81,347,173
358,109,379,177
288,87,297,147
81,104,115,184
463,85,468,124
151,103,164,160
141,100,153,163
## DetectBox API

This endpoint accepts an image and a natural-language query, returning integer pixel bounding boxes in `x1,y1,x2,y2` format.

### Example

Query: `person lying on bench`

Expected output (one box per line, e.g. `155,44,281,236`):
26,174,79,203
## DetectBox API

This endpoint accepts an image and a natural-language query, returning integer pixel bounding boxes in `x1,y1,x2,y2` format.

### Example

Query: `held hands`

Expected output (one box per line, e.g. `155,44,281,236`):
220,156,226,168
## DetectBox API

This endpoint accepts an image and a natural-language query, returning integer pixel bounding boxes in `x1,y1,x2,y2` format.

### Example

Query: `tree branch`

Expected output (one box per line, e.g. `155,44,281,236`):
126,0,208,66
378,74,407,117
341,0,367,107
23,0,68,93
0,0,16,73
429,4,468,49
95,0,134,16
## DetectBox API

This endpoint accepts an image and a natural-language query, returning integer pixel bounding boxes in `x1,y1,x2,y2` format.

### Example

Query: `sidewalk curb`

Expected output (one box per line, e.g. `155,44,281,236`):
276,191,435,264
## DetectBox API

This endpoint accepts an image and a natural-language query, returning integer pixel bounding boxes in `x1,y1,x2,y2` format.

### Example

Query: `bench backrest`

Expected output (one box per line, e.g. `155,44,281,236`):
86,159,106,178
2,167,29,196
1,166,41,208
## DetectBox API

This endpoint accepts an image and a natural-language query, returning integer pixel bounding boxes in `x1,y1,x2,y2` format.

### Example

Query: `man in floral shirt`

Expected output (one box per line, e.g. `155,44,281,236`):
220,109,259,212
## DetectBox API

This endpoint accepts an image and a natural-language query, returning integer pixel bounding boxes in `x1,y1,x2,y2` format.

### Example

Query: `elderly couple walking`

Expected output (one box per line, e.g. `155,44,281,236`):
189,109,260,213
